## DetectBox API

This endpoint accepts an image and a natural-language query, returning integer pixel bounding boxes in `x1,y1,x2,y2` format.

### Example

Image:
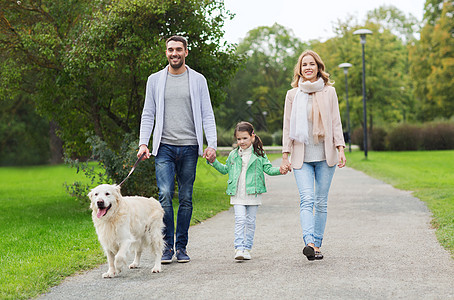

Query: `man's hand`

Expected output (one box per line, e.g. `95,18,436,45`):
203,147,216,163
137,144,151,160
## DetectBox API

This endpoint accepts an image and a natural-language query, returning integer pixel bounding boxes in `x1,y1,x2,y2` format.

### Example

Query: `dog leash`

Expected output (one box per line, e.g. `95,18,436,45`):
118,152,146,187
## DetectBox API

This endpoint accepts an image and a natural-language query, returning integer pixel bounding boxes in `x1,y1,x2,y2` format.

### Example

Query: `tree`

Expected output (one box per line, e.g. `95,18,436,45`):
366,5,420,43
410,0,454,120
424,0,446,25
424,1,454,119
1,0,241,159
220,23,308,133
312,6,415,135
0,0,90,162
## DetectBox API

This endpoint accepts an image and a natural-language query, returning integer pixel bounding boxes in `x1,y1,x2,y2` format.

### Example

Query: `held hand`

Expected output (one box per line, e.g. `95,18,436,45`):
279,165,289,175
281,156,292,173
137,145,151,160
203,147,216,163
337,148,346,168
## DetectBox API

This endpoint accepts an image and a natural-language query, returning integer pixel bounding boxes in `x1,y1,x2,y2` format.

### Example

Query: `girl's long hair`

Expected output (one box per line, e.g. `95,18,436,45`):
291,50,333,87
234,121,265,157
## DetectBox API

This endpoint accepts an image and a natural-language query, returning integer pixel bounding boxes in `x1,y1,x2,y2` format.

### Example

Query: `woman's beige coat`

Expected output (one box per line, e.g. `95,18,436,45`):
282,85,345,168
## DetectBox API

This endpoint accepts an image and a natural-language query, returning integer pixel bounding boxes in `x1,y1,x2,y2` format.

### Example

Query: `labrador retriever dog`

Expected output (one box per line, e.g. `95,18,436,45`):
88,184,164,278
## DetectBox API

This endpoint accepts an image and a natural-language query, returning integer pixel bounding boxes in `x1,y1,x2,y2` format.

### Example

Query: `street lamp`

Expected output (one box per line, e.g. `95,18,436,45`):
338,62,352,153
353,28,372,159
262,111,268,131
246,100,253,122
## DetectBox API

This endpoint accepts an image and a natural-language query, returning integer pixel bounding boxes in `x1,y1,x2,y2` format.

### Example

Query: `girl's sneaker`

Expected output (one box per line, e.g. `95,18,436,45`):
235,249,244,260
243,249,251,260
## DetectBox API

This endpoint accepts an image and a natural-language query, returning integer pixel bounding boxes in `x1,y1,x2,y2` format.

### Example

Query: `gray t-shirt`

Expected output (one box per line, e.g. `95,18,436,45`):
161,70,198,146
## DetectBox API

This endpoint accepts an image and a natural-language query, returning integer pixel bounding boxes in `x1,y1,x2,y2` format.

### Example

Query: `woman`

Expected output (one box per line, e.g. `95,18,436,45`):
280,50,346,261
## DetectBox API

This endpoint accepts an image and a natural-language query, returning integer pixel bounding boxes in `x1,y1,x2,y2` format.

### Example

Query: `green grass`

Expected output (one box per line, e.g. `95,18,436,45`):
190,157,230,224
0,158,230,299
0,165,104,299
345,150,454,256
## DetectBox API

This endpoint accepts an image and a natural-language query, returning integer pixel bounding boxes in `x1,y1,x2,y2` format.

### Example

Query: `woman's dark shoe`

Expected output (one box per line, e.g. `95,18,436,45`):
314,251,324,260
303,245,315,261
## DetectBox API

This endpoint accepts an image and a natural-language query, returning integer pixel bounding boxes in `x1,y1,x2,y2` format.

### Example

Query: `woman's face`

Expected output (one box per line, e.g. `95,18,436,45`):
301,55,318,82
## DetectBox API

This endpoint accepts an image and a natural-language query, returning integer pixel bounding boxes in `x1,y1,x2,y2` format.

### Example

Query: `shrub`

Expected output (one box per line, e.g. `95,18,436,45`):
217,128,235,147
0,98,50,166
351,127,387,151
65,133,158,204
351,127,364,150
273,130,283,146
387,124,422,151
421,122,454,150
256,131,273,146
370,127,387,151
350,122,454,152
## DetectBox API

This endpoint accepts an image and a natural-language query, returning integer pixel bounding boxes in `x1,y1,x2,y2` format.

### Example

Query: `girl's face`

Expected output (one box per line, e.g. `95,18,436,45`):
236,130,254,150
301,55,318,82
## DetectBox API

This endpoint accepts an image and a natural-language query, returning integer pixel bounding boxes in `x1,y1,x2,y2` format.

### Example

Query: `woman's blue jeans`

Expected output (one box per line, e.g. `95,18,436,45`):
293,161,335,248
233,204,258,251
155,144,198,251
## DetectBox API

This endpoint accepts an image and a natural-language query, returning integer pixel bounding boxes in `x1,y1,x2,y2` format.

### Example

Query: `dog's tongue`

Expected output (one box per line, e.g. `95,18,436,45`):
97,208,108,219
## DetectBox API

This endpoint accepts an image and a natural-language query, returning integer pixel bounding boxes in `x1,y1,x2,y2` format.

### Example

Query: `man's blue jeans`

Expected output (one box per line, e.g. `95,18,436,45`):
155,144,198,251
293,161,336,248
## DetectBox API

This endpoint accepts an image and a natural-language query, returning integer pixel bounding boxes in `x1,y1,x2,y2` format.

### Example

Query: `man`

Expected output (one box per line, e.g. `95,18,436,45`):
137,36,217,264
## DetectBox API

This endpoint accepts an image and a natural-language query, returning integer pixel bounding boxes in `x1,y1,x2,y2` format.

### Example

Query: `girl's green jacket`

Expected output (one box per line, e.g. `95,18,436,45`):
209,148,281,196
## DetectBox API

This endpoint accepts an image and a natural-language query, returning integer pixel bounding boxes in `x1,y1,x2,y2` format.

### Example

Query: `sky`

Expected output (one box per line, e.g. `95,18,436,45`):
222,0,426,43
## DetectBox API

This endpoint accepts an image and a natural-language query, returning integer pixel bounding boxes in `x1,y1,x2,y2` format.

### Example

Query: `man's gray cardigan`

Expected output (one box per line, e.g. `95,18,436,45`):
139,65,217,156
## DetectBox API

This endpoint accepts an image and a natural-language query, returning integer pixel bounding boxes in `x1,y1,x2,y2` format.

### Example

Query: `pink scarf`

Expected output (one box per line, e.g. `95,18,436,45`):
289,78,325,144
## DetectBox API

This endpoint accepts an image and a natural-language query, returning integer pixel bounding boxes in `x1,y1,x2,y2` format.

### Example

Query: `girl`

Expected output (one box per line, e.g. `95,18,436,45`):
209,121,285,260
281,50,346,261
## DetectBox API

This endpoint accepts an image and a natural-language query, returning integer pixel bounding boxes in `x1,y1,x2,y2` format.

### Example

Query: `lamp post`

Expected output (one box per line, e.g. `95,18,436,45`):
338,62,352,153
262,111,268,131
246,100,253,122
353,28,372,159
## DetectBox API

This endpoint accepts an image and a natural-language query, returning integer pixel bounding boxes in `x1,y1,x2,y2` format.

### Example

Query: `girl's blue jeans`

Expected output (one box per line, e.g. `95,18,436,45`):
234,204,258,251
293,161,335,248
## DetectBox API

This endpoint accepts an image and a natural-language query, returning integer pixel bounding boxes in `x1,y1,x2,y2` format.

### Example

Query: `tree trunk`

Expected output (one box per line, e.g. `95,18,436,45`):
49,120,63,164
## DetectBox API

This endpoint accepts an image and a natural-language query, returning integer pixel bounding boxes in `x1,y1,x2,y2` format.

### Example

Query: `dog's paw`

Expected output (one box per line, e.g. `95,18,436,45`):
151,265,162,273
114,256,126,272
129,262,139,269
102,270,116,278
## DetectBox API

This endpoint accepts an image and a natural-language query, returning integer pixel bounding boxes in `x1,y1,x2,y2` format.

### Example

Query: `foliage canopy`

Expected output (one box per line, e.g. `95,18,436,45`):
0,0,241,157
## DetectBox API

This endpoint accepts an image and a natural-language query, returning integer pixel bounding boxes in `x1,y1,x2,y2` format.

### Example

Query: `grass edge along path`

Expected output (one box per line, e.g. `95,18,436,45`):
346,150,454,257
0,158,230,300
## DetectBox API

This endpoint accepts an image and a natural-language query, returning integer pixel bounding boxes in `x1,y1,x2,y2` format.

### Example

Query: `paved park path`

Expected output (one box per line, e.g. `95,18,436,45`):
40,162,454,299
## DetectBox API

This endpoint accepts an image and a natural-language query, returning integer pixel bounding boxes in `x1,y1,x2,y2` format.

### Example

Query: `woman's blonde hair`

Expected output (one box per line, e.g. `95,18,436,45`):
291,50,333,88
